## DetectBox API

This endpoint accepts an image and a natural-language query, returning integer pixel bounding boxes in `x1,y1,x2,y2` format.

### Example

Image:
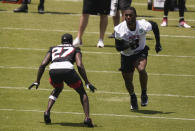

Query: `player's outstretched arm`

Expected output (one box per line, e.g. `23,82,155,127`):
75,52,97,92
148,20,162,53
28,52,51,90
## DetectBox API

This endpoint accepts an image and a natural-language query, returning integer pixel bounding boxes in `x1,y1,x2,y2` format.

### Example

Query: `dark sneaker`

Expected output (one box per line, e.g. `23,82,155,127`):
141,94,148,106
130,94,138,110
84,118,94,127
38,5,44,14
13,4,28,13
108,32,115,38
44,112,51,124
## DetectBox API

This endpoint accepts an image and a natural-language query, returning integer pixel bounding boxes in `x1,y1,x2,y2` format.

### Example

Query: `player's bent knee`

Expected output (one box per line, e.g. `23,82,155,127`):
51,87,63,98
138,69,147,75
49,95,57,101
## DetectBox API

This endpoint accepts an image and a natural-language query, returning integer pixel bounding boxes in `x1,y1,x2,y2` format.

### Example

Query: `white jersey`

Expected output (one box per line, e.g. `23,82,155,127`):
114,19,152,56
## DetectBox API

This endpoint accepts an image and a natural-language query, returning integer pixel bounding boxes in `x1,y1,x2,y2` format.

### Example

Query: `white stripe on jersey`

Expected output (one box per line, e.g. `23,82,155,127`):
49,61,74,70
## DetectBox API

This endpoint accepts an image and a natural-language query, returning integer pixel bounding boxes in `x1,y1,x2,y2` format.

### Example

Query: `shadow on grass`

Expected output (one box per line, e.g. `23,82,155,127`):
0,9,6,11
41,122,98,127
146,37,154,40
132,109,174,115
31,11,78,15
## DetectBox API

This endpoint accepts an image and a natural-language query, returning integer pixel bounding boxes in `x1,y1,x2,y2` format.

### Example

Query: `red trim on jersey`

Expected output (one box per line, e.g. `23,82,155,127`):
66,48,75,57
68,80,82,89
49,78,64,88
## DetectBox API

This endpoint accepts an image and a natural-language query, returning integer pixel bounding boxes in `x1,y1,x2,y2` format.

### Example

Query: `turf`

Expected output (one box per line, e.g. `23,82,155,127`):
0,0,195,130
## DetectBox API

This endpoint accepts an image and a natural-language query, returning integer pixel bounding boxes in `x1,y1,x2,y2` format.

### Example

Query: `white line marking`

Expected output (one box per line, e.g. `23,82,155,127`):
0,108,195,121
1,27,195,39
1,46,195,58
0,65,195,77
1,86,195,98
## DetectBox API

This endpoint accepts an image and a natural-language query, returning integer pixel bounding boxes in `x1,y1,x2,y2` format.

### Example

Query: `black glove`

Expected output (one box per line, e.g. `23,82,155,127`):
28,82,39,90
86,84,97,93
155,44,162,53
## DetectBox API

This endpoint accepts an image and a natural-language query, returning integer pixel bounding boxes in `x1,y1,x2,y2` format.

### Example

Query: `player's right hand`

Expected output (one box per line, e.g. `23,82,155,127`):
155,44,162,53
28,82,39,90
86,84,97,93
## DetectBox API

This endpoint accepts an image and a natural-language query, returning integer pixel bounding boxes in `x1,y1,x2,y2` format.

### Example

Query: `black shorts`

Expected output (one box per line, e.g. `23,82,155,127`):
119,46,149,73
49,69,83,89
82,0,111,15
118,0,132,10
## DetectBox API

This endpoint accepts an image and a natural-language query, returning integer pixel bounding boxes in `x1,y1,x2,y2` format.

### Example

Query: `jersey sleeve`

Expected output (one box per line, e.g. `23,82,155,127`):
48,47,53,53
114,22,125,40
140,19,152,32
47,47,53,61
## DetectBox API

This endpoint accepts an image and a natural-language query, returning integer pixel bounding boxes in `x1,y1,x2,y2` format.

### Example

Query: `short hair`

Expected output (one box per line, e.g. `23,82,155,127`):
124,6,137,17
61,33,73,44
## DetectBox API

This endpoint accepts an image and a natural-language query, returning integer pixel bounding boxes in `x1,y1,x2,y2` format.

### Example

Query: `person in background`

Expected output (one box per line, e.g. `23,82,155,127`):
28,33,96,127
108,0,132,38
161,0,191,28
114,6,162,110
13,0,45,14
73,0,111,48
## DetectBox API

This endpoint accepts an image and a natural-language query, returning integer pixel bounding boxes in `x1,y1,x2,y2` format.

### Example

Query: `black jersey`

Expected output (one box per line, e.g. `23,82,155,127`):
48,44,81,70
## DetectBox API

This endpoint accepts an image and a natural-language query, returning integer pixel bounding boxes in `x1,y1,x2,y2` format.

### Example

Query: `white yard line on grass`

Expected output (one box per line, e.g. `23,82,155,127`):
0,86,195,98
1,46,195,58
0,65,195,77
0,108,195,121
1,27,195,39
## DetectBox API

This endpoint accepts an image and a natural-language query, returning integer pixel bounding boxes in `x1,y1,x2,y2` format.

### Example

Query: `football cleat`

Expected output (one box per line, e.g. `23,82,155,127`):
161,18,168,27
84,118,94,127
38,4,44,14
130,94,138,110
178,21,191,28
73,37,82,47
108,32,115,38
44,112,51,124
141,94,148,106
97,39,104,48
13,4,28,13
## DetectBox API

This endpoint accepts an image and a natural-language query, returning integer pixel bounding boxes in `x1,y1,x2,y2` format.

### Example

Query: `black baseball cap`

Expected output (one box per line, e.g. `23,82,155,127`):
61,33,73,44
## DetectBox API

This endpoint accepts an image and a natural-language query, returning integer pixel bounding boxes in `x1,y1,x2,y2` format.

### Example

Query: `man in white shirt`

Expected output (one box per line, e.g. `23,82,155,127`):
114,6,162,110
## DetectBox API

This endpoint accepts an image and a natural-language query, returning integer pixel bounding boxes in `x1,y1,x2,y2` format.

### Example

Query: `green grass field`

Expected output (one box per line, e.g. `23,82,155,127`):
0,0,195,130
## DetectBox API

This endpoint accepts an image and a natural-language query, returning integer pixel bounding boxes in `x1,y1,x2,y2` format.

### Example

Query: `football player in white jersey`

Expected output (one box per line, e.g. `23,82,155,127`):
28,33,96,127
114,6,162,110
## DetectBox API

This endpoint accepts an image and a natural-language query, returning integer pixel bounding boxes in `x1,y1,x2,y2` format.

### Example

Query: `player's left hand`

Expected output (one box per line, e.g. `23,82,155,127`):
28,82,39,90
86,84,97,93
155,44,162,53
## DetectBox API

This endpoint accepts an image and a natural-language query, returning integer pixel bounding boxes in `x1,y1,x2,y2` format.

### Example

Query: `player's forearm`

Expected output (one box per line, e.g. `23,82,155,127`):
149,21,160,45
36,65,46,83
77,66,89,84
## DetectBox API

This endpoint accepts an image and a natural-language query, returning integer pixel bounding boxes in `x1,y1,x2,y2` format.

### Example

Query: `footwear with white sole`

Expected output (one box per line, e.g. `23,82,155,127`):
97,40,104,48
179,21,191,28
73,37,82,47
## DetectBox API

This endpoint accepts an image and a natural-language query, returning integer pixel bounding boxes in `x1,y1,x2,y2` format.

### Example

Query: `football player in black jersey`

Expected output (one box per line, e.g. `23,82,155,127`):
28,33,96,127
